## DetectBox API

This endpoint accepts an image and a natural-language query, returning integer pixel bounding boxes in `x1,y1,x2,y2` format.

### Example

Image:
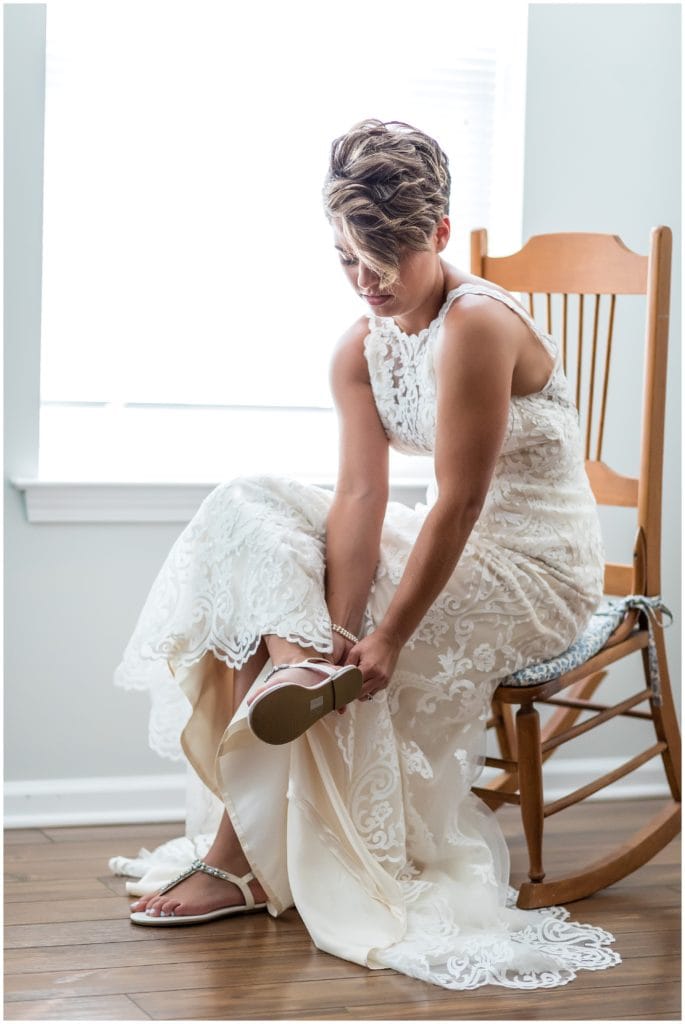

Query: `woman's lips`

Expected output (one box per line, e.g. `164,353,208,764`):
362,294,393,307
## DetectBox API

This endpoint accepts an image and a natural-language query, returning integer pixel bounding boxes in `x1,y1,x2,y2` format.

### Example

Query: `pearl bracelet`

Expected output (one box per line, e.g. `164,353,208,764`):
331,623,359,644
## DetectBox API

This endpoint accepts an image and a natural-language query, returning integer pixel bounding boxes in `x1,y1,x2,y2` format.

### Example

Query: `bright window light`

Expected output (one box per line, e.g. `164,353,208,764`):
39,0,528,480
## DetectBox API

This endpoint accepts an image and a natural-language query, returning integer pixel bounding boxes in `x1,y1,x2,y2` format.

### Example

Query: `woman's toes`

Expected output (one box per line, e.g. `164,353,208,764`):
159,899,181,917
143,897,164,916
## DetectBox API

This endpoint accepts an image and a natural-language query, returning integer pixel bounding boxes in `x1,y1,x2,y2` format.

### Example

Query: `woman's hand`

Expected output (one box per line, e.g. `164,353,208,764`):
344,629,403,702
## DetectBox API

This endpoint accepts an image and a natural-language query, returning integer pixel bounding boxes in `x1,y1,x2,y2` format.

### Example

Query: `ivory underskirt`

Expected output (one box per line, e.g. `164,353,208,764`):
110,651,621,991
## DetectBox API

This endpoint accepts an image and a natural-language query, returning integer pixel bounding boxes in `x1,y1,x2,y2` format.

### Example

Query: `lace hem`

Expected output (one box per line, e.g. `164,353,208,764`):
109,837,620,991
113,625,333,762
113,474,338,760
372,889,621,990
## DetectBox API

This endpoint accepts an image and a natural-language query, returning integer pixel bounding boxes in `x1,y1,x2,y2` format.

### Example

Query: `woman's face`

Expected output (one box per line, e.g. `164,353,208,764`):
332,217,450,319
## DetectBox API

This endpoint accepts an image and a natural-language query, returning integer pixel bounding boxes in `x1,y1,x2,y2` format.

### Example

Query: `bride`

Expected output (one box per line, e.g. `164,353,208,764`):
113,119,620,990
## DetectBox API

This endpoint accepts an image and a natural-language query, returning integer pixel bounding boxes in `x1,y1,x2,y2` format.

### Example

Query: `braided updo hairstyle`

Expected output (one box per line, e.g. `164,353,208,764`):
323,119,451,289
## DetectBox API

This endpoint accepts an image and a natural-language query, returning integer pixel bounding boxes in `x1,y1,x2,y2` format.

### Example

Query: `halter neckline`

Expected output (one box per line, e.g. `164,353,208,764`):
374,285,469,343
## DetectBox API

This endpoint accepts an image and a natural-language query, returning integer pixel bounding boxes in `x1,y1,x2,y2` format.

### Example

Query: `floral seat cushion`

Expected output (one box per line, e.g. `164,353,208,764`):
501,595,672,696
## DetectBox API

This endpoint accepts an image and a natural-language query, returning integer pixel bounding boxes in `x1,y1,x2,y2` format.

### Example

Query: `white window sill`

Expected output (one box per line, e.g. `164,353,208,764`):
12,477,433,523
25,405,433,521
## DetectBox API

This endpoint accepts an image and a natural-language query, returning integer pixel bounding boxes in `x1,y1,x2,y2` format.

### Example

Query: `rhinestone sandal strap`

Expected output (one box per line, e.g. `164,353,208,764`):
193,859,255,908
154,858,256,908
155,862,202,897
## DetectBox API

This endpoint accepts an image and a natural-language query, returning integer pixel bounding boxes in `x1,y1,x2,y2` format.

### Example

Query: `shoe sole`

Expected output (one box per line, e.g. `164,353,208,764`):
130,903,267,926
247,665,363,745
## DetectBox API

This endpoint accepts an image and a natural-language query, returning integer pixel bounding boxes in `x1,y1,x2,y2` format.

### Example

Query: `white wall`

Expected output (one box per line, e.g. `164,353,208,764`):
4,5,180,801
4,3,680,823
519,1,681,763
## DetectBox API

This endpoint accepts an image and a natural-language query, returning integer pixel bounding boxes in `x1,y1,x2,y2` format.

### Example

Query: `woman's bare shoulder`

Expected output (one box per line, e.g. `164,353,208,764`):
444,268,529,314
335,315,371,349
330,315,371,383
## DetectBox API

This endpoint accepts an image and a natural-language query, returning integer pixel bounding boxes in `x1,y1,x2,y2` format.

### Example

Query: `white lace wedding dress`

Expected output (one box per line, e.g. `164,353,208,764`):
112,283,620,989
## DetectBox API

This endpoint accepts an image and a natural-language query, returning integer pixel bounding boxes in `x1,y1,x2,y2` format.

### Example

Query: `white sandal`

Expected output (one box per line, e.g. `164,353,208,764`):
247,658,362,745
129,858,267,926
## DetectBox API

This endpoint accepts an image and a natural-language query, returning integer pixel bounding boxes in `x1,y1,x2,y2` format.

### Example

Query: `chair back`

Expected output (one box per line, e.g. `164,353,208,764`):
471,227,673,598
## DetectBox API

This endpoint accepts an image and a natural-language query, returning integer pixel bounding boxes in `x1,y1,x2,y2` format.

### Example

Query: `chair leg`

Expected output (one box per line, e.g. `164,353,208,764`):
644,625,682,801
516,702,545,884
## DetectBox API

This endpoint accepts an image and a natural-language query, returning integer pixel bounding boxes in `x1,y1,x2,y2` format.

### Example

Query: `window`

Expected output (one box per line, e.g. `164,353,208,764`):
40,1,528,482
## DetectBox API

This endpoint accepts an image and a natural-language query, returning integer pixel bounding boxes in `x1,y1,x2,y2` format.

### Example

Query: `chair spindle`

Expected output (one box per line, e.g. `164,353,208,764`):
575,293,584,411
585,294,601,460
595,293,617,462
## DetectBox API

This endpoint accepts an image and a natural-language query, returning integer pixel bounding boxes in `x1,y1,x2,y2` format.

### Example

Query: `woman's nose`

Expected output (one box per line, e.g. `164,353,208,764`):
357,261,380,292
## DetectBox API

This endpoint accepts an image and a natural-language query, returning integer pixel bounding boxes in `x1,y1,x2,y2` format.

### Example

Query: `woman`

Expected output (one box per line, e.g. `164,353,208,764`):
114,120,619,989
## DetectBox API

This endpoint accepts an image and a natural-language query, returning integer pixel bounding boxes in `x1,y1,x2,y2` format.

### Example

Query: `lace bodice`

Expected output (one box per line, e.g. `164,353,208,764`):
363,282,604,593
363,282,570,456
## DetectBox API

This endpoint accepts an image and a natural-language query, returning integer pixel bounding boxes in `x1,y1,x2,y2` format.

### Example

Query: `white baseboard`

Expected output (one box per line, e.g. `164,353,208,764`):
4,758,672,829
4,774,186,828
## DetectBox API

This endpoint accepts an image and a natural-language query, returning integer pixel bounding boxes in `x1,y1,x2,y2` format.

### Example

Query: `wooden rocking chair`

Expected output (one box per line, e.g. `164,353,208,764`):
470,226,681,909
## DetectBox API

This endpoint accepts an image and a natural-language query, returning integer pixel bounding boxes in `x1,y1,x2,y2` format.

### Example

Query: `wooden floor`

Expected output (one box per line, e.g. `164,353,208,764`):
4,798,680,1021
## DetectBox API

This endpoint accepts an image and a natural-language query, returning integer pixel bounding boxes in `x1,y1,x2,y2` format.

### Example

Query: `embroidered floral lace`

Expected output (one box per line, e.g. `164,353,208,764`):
113,283,620,989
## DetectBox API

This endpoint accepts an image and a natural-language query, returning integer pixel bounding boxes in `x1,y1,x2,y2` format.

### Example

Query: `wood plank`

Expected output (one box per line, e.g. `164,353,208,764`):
5,896,133,926
349,976,681,1020
621,1016,680,1021
5,879,117,905
4,950,388,1002
3,829,53,846
129,973,462,1020
5,857,141,882
346,983,681,1021
234,1011,355,1021
40,823,182,844
3,994,150,1020
4,920,166,950
597,928,679,957
5,839,157,863
4,933,317,974
129,970,680,1021
4,908,301,949
100,874,141,897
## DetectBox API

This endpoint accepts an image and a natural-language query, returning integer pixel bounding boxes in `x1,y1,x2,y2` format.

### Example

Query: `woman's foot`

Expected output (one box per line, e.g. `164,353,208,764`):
246,658,333,706
130,814,267,919
246,658,362,744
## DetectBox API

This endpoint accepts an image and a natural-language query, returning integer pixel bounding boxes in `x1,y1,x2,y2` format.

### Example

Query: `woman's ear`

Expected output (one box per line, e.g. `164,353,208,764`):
435,216,451,253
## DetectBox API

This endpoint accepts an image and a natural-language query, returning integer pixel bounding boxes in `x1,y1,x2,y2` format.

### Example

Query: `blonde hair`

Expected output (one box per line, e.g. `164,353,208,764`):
323,119,451,288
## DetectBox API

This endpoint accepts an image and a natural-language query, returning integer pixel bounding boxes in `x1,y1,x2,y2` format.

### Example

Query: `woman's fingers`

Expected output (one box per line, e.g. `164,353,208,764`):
344,645,361,666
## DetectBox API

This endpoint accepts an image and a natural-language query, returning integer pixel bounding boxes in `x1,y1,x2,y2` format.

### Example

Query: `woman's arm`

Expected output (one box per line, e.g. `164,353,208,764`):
348,298,517,693
325,319,390,641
